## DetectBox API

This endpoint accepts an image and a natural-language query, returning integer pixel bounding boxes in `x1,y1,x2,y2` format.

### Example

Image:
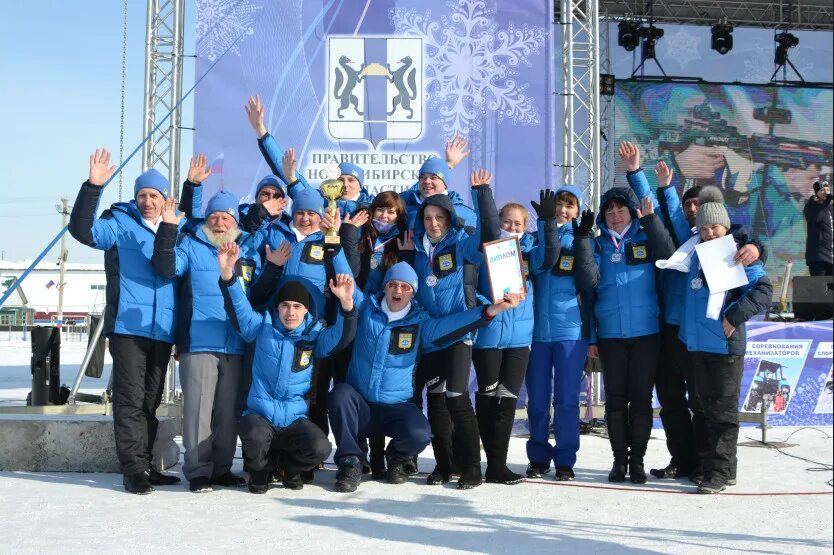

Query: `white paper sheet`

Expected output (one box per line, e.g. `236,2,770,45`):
694,234,748,293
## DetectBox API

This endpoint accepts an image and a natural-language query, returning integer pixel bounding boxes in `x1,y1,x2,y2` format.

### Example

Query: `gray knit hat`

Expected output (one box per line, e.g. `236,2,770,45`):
695,186,730,230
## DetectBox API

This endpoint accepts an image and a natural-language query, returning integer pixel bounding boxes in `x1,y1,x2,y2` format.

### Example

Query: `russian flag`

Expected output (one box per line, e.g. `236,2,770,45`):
45,280,55,289
210,152,224,175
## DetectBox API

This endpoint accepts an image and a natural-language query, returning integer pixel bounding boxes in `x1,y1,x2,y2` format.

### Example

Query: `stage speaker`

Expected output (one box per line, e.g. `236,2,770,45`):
792,276,833,321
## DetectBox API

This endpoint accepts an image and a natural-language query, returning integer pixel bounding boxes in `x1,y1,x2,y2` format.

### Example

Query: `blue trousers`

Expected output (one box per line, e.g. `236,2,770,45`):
525,339,588,468
329,383,432,462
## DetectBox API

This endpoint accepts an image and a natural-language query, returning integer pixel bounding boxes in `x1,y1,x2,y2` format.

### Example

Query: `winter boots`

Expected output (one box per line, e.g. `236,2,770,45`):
476,394,524,485
606,410,629,483
335,456,362,493
426,392,455,485
446,394,483,489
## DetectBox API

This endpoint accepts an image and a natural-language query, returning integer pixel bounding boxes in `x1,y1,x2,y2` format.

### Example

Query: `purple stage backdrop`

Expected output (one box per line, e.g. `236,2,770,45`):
194,0,555,217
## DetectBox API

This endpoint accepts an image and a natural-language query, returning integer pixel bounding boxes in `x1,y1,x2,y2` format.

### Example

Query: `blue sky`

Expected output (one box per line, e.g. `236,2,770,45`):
0,2,195,264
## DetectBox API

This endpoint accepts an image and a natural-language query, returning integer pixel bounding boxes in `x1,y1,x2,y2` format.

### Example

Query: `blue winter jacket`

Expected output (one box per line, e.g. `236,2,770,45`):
258,133,374,216
340,224,415,296
346,292,499,404
531,221,597,343
626,169,768,326
221,276,357,428
69,182,190,343
401,182,477,230
152,223,263,354
678,255,771,356
580,187,676,340
257,219,354,320
413,190,499,352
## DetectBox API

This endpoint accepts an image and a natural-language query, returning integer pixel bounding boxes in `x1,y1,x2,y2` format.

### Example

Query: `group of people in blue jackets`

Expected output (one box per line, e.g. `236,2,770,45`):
68,94,771,497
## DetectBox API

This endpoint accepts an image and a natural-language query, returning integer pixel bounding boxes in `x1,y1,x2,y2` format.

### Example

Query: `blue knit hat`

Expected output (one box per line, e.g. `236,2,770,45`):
206,191,240,222
338,162,364,186
418,157,449,184
555,185,585,211
134,168,170,199
383,261,419,292
292,187,325,216
255,175,285,197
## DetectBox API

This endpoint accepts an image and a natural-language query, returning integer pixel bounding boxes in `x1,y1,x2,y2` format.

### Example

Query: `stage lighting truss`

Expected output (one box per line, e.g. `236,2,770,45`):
711,22,734,55
640,25,664,60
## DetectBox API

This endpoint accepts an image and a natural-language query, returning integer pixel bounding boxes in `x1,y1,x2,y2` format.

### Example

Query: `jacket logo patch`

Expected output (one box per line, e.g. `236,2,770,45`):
299,350,312,368
438,253,454,271
559,255,575,271
632,245,647,260
309,245,325,261
237,259,255,286
398,333,413,350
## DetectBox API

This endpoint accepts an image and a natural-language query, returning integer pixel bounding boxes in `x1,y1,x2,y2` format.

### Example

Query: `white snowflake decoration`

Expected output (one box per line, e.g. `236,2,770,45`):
196,0,262,62
390,0,546,139
663,28,701,69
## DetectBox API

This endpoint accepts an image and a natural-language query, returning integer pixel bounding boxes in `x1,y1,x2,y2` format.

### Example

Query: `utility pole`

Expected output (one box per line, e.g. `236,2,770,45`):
56,197,70,329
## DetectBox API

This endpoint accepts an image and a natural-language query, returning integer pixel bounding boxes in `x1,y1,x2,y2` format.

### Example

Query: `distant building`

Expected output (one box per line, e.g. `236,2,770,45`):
0,260,106,325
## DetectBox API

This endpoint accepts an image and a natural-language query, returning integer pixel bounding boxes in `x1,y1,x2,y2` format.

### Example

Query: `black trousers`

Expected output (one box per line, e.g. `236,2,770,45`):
656,324,707,470
417,341,473,394
691,352,743,484
472,347,529,396
808,262,834,276
239,414,332,475
108,334,172,476
598,334,660,416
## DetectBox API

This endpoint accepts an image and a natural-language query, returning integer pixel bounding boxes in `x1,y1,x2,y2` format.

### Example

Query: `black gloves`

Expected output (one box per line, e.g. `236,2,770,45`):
531,189,557,220
572,209,595,237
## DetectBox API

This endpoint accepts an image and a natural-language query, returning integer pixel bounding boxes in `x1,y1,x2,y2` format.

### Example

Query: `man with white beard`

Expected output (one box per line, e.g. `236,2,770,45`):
152,190,263,493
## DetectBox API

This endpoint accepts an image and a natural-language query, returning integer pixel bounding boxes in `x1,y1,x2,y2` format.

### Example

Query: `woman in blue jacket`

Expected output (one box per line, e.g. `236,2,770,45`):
524,186,597,482
675,187,772,494
412,174,499,489
575,187,676,484
68,149,186,495
217,241,357,494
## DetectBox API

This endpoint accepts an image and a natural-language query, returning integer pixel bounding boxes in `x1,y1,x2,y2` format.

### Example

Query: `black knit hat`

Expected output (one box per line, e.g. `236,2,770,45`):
276,281,311,311
682,185,703,203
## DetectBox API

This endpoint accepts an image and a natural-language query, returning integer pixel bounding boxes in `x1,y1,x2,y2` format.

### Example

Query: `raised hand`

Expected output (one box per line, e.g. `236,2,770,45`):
282,148,297,181
329,273,355,311
161,197,185,225
445,134,470,169
262,197,288,217
265,241,292,267
217,242,240,281
486,291,526,317
618,141,640,172
343,209,369,228
530,189,557,220
636,196,654,218
244,95,268,138
571,209,595,237
321,207,341,233
470,169,492,188
187,153,212,184
654,160,673,187
397,229,415,251
88,148,117,187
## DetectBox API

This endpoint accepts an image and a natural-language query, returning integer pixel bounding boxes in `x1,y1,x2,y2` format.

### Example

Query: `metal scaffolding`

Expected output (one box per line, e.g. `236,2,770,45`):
560,0,602,210
142,0,185,198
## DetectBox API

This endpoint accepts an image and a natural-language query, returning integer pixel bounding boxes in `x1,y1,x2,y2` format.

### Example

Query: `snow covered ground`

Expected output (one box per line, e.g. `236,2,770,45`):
1,338,832,553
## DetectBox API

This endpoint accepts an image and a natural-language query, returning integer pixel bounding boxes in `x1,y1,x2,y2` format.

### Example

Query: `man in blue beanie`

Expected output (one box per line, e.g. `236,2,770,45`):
152,189,264,493
328,261,525,492
178,153,288,234
400,135,477,229
69,149,183,494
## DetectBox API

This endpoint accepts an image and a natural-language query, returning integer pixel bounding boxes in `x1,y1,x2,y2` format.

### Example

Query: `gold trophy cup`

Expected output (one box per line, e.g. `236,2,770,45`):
319,178,344,245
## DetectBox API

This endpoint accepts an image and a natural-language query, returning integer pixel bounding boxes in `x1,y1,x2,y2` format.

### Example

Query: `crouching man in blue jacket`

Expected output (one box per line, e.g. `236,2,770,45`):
217,242,357,494
327,262,524,493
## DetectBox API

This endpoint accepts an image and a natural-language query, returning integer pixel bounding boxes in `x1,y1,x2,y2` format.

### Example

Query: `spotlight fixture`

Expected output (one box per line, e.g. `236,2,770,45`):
774,32,799,66
599,74,616,96
640,25,664,60
618,20,641,52
711,22,734,55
